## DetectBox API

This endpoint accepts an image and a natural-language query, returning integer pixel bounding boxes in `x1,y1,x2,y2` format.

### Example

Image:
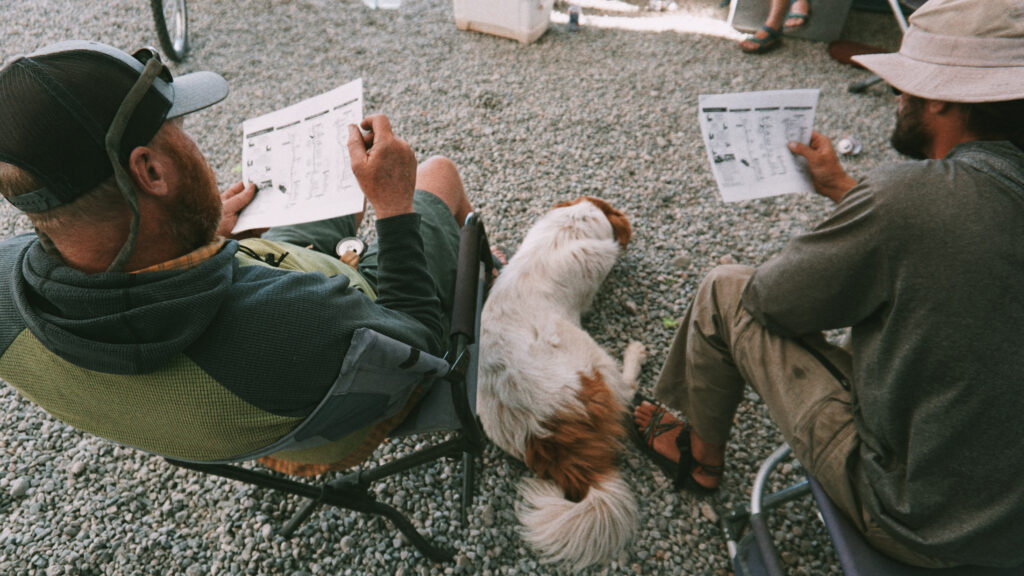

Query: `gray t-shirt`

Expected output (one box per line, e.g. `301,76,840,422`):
742,141,1024,567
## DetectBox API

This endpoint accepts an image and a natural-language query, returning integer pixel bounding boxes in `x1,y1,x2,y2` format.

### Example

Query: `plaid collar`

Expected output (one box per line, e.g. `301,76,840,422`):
131,237,227,274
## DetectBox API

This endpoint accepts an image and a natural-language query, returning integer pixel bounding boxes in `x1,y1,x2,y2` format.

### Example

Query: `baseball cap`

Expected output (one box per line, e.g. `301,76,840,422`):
852,0,1024,103
0,40,228,213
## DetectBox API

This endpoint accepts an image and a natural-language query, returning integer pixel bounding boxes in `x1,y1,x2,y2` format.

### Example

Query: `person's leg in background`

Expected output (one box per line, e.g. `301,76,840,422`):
739,0,809,53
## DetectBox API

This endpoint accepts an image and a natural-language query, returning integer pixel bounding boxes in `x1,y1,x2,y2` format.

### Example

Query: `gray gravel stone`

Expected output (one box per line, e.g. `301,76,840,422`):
10,477,29,498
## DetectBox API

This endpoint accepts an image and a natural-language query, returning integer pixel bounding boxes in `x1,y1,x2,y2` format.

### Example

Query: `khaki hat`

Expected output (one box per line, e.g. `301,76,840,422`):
852,0,1024,103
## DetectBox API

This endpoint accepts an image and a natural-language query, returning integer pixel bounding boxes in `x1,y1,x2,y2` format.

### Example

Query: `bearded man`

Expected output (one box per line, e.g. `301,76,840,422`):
0,41,474,476
633,0,1024,568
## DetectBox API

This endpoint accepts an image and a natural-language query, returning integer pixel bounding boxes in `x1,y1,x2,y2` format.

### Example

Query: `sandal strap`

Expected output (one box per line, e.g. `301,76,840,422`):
641,406,680,447
673,424,724,483
744,25,781,46
694,462,724,478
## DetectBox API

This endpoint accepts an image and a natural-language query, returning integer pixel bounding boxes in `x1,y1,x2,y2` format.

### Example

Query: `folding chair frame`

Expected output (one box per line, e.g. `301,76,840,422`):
165,213,495,563
721,443,1024,576
848,0,918,93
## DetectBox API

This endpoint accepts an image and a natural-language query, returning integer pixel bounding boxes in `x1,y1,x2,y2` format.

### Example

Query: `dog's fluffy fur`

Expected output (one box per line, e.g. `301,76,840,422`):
477,197,646,570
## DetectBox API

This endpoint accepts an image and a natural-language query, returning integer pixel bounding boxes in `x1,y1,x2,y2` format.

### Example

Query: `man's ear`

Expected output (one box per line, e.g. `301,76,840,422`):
127,145,171,197
926,99,954,116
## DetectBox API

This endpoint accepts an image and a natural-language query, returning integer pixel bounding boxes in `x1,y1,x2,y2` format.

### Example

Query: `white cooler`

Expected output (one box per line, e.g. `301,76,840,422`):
453,0,555,44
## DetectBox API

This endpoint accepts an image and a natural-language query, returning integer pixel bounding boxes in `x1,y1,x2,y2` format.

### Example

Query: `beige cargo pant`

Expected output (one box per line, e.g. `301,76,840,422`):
653,264,951,568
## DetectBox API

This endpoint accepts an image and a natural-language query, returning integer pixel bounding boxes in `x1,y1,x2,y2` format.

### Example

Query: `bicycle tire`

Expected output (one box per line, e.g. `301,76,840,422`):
150,0,189,62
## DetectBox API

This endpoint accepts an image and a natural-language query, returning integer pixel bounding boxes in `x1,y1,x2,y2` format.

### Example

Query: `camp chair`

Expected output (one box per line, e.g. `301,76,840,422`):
723,443,1024,576
165,212,495,563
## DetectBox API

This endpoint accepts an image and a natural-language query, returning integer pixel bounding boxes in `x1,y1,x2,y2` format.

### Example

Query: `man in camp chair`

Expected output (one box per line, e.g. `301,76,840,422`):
633,0,1024,569
0,41,472,476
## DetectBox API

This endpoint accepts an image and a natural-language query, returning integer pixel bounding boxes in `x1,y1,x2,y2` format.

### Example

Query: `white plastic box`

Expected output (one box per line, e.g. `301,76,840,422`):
453,0,555,44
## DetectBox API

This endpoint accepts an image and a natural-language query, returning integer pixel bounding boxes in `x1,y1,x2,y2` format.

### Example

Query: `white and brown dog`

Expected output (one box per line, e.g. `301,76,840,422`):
477,197,646,570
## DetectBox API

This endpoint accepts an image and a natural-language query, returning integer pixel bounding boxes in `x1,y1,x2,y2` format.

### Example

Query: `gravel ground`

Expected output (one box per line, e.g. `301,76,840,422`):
1,1,905,574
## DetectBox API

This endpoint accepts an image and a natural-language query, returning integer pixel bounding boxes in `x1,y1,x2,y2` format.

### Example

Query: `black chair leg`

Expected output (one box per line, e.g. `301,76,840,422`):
460,450,475,524
849,74,884,93
280,497,322,537
371,499,456,562
280,473,456,562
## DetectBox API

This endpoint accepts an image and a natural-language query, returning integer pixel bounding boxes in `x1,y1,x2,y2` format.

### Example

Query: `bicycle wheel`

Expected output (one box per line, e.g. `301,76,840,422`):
151,0,189,62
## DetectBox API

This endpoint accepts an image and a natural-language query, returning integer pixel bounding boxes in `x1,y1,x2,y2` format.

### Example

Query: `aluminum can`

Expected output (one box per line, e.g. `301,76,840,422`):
335,237,366,258
836,135,862,156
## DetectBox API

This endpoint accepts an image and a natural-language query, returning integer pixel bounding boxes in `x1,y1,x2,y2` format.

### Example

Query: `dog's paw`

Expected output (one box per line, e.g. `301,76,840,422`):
624,341,647,366
621,341,647,387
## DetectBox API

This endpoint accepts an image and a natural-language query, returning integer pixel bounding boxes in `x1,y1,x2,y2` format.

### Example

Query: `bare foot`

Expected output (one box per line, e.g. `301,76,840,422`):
633,401,725,490
490,245,508,267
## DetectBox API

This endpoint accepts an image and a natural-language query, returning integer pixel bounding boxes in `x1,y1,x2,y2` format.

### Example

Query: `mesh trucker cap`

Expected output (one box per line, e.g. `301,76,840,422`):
0,41,228,213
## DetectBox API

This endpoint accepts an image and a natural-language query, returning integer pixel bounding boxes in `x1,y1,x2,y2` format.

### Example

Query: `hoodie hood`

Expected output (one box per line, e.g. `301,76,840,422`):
12,238,235,374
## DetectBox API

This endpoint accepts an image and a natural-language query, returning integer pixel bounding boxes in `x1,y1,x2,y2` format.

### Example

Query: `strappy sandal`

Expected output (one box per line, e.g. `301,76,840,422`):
785,0,810,30
629,397,722,496
740,25,782,54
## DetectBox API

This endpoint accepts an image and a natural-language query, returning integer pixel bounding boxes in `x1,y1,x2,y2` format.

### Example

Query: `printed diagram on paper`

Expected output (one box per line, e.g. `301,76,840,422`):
233,79,364,233
698,89,819,202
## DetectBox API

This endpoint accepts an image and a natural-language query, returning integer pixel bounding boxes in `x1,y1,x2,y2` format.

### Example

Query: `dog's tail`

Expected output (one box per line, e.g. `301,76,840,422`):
515,471,638,570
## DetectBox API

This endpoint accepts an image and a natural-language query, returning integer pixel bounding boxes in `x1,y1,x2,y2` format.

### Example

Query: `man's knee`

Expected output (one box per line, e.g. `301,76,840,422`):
415,155,471,224
703,264,755,286
416,156,462,196
695,264,755,310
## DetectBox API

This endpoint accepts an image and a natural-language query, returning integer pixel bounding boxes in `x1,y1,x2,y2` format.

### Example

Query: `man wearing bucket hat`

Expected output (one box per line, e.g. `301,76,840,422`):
0,41,475,475
633,0,1024,568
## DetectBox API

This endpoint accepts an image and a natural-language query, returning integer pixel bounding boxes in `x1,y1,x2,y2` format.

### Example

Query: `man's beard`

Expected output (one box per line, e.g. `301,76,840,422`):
164,143,223,253
890,96,931,160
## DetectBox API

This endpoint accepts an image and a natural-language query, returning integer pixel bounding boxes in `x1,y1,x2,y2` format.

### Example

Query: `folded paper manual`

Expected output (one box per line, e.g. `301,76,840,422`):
233,79,364,233
698,89,819,202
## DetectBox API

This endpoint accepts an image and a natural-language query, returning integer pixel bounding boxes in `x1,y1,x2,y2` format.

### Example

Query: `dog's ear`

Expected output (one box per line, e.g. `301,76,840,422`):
558,196,631,248
552,197,585,210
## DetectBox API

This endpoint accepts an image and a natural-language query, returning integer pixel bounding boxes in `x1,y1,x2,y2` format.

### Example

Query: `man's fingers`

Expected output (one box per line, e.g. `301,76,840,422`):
360,114,393,140
347,124,369,165
808,131,833,152
221,181,246,199
788,140,812,159
222,182,257,213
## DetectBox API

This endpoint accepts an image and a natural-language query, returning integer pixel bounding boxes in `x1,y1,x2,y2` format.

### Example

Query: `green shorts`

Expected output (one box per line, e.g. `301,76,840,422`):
259,190,460,324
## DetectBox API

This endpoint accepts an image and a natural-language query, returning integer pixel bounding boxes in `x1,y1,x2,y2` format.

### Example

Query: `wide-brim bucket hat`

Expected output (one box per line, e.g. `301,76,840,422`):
852,0,1024,103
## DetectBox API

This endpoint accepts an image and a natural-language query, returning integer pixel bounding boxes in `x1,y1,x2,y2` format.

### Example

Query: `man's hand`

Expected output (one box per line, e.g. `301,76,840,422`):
217,181,267,239
788,131,858,203
347,114,417,220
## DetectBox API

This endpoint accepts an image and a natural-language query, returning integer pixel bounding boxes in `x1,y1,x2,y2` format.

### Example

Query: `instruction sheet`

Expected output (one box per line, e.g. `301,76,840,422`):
233,79,364,233
698,89,819,202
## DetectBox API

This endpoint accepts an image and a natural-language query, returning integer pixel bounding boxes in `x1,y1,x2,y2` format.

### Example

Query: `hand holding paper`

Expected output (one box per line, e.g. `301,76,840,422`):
217,182,267,239
787,131,858,203
233,79,365,233
698,89,819,202
346,114,417,219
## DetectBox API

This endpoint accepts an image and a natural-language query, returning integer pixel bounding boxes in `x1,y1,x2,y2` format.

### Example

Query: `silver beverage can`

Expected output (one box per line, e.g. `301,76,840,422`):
336,237,366,258
837,135,863,156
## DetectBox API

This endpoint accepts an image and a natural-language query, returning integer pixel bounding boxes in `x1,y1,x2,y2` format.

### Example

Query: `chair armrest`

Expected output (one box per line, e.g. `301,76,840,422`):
450,212,493,343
